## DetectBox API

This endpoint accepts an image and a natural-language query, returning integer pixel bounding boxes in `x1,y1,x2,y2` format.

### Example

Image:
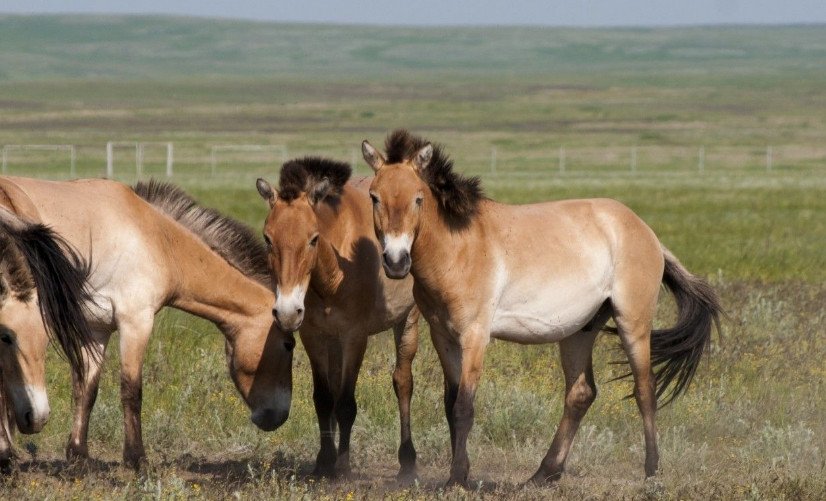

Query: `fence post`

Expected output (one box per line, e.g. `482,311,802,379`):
559,146,566,173
698,146,705,173
136,143,144,177
106,142,113,178
766,145,772,171
166,143,174,177
70,146,76,177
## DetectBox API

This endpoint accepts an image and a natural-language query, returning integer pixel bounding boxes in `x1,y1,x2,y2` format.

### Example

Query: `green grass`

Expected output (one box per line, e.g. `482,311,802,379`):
1,15,825,499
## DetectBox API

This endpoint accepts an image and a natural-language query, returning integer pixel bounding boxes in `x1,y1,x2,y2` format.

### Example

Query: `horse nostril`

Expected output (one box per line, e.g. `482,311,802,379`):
271,308,278,318
296,307,304,315
24,411,32,427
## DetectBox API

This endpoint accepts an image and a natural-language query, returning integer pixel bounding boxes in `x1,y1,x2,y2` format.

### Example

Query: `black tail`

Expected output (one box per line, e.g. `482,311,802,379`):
14,224,99,379
649,247,722,405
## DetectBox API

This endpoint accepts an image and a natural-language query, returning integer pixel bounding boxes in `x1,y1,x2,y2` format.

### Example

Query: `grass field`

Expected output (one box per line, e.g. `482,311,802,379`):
1,15,825,500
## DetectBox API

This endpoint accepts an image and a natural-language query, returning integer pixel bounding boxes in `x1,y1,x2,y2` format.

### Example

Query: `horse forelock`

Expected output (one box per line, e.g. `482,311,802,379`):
383,129,484,228
133,179,270,285
0,229,35,301
277,157,352,203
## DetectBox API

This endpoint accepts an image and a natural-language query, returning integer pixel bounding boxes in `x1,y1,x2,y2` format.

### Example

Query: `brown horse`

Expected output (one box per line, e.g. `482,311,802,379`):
362,130,722,487
256,158,420,480
0,205,96,471
0,176,293,469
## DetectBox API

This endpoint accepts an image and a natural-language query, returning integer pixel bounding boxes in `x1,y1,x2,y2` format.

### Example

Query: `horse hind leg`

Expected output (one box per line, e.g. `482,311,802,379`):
529,318,604,484
612,285,660,477
392,306,420,483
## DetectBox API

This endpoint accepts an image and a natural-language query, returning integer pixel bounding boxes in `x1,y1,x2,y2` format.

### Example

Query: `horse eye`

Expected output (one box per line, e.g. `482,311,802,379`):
415,195,424,207
0,333,12,345
309,234,319,247
284,339,295,352
263,233,272,248
369,193,380,205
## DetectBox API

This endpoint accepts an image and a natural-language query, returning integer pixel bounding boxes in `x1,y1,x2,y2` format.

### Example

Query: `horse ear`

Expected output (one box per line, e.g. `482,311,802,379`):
413,144,433,172
256,178,276,207
362,140,385,172
308,178,332,206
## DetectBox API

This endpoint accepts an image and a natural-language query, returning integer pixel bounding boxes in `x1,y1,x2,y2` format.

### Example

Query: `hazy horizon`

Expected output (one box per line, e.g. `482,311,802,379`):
3,1,826,27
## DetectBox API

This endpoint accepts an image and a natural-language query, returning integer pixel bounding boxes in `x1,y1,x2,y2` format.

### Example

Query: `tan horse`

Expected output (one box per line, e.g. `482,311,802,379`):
0,176,293,469
362,130,722,487
0,205,96,471
256,158,420,480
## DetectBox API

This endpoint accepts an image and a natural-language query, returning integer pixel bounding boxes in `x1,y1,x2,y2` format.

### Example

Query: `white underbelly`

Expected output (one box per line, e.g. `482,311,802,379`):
489,280,608,344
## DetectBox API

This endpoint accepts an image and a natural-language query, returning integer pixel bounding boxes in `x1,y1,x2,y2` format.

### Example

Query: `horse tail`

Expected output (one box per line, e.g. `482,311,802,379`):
650,247,722,406
9,220,99,379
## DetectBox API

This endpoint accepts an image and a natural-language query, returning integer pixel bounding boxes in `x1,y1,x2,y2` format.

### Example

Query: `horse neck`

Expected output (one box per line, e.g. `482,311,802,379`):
411,198,484,292
310,234,344,298
165,226,272,337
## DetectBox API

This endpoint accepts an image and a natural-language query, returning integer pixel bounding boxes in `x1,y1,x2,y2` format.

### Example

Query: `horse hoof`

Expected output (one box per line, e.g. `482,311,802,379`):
396,467,418,486
311,463,336,479
123,454,147,472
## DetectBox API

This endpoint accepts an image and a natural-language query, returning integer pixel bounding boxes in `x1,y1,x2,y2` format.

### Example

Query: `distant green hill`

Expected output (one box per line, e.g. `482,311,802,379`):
1,15,826,82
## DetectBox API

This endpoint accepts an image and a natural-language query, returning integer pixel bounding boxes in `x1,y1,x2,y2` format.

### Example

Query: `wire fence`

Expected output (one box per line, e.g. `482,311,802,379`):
2,142,824,185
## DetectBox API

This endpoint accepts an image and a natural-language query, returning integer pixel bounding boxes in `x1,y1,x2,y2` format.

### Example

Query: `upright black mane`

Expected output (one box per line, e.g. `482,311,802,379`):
133,180,270,286
384,129,484,228
0,222,97,379
277,157,352,203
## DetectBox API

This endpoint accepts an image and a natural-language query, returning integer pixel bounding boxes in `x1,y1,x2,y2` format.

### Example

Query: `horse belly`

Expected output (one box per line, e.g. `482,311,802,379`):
490,280,608,344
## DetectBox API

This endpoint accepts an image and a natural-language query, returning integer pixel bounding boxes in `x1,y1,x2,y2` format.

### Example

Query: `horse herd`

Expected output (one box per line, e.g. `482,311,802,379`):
0,129,721,487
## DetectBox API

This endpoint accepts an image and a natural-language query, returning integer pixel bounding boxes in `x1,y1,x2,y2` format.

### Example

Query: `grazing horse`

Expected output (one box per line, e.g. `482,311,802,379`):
0,176,293,469
362,130,722,487
255,158,420,480
0,206,96,470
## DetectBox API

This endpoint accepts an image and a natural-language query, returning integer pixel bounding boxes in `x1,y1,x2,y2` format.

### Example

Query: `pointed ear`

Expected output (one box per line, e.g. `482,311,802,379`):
413,144,433,172
362,140,385,172
256,178,276,207
308,178,332,206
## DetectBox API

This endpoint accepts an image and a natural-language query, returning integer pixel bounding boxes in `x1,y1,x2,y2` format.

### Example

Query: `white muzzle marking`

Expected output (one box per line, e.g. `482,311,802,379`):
274,286,306,330
383,233,413,262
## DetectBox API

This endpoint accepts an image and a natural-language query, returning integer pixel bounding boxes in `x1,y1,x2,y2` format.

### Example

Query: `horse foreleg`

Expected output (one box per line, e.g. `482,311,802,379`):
333,334,368,477
529,330,599,484
300,331,337,478
117,314,153,470
0,378,16,473
66,334,109,463
433,324,487,489
392,307,420,482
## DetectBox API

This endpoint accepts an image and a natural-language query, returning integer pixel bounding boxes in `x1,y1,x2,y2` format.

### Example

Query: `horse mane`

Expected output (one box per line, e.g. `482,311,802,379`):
133,180,270,286
0,222,97,379
277,157,352,203
383,129,484,228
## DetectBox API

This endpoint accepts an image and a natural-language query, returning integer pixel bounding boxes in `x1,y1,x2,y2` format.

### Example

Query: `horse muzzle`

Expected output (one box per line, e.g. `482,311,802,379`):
382,250,411,279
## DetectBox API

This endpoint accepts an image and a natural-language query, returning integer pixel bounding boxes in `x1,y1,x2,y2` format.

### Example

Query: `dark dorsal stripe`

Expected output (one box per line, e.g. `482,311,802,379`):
277,156,352,203
133,180,270,286
0,222,97,379
383,129,484,228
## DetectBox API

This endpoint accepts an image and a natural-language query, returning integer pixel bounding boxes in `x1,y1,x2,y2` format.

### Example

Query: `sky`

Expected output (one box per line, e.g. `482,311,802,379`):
2,0,826,27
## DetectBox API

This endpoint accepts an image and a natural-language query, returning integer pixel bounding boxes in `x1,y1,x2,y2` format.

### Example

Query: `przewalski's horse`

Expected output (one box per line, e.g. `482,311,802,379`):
0,176,293,469
0,205,96,470
362,130,722,487
256,158,420,481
